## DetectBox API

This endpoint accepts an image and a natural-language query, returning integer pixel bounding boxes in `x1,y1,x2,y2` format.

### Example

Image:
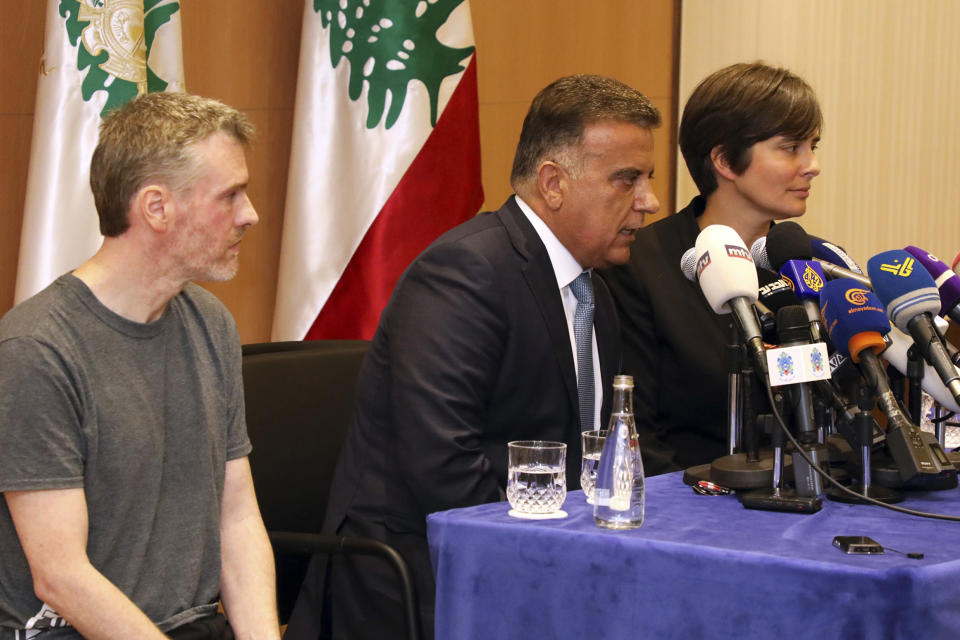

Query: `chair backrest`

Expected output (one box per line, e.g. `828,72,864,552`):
242,340,370,623
241,339,370,535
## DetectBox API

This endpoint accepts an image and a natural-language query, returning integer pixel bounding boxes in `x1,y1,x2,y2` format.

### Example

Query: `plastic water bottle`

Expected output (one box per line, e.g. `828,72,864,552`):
594,375,645,529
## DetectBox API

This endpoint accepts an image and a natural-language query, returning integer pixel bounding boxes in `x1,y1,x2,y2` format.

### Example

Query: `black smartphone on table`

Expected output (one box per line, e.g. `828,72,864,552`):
833,535,884,554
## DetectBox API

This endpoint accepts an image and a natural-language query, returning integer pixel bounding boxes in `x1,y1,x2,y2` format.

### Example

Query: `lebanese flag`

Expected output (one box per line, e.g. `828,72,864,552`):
272,0,483,341
16,0,184,303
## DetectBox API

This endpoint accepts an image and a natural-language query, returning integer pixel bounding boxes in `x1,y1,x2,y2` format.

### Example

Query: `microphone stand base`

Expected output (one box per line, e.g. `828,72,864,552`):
947,450,960,469
681,463,714,486
871,459,958,491
738,487,821,514
825,483,904,504
710,451,793,490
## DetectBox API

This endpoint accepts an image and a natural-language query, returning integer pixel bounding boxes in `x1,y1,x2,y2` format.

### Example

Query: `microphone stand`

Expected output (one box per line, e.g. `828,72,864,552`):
826,383,903,504
728,320,744,455
709,343,786,490
738,392,821,513
887,366,906,417
935,402,960,469
684,321,788,489
681,323,745,485
906,344,925,426
935,402,947,447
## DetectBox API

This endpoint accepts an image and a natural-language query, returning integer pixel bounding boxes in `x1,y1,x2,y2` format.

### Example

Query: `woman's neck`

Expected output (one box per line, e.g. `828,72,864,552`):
697,192,772,248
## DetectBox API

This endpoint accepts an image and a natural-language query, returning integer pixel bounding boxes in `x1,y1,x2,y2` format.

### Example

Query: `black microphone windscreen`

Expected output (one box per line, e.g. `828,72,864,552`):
757,268,802,312
765,222,812,270
777,305,811,345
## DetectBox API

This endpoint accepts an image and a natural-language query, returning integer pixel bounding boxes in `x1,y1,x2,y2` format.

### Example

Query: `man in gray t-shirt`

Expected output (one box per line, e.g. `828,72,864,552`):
0,93,280,640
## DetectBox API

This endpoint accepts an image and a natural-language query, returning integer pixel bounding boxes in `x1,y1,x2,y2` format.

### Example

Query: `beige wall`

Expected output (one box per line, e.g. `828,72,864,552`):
1,2,677,342
680,0,960,270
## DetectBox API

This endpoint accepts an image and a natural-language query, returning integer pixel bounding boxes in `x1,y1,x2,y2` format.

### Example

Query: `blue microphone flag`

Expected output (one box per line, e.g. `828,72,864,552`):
867,250,941,332
779,259,826,302
819,279,889,359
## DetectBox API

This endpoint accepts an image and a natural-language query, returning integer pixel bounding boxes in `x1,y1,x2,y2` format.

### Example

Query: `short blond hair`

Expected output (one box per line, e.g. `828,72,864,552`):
90,92,254,237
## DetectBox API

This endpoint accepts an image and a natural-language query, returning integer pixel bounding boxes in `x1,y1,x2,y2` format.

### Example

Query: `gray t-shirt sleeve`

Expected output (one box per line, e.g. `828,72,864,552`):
0,337,85,492
221,315,251,462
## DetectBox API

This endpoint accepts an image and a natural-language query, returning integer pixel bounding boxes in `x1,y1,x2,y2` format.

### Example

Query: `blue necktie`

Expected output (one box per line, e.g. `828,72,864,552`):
570,271,595,431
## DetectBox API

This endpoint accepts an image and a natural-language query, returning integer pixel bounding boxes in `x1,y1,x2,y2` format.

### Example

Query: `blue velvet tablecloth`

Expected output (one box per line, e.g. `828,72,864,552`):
427,472,960,639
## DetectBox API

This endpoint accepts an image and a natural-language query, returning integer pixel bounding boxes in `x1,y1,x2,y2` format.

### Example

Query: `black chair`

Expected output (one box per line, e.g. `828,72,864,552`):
241,340,421,639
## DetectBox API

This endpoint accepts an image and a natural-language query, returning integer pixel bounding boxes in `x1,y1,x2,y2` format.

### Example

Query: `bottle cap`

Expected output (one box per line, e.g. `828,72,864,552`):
613,375,634,388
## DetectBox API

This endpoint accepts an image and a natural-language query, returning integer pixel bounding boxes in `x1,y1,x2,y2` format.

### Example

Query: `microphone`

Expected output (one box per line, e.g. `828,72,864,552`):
693,225,767,377
756,269,800,343
820,279,953,480
904,245,960,325
815,259,873,288
778,259,827,343
680,246,697,281
756,268,858,424
754,221,810,270
867,249,960,406
811,236,864,274
752,225,872,288
776,305,828,496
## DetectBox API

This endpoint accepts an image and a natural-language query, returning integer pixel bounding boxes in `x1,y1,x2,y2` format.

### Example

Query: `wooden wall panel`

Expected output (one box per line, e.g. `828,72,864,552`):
180,1,303,344
471,0,678,223
0,3,44,318
2,1,677,342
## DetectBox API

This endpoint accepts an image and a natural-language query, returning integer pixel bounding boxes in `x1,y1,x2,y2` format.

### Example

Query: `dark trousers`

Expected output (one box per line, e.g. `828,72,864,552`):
284,518,434,640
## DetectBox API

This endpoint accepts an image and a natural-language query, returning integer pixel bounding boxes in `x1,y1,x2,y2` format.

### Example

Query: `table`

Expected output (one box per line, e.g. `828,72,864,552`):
427,472,960,639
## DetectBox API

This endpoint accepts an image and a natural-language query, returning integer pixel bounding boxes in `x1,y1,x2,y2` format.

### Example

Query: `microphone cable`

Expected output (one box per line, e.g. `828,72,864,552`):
761,380,960,522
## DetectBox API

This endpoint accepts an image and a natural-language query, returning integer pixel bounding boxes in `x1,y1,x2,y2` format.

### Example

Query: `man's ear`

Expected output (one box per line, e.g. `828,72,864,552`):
136,185,171,233
710,146,740,182
536,161,565,210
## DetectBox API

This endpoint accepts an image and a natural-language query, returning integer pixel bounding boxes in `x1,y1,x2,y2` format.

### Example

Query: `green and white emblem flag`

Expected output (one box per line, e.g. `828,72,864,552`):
15,0,184,302
272,0,482,341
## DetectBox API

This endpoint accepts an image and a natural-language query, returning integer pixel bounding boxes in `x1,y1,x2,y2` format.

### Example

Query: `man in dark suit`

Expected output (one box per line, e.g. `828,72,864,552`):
285,74,660,639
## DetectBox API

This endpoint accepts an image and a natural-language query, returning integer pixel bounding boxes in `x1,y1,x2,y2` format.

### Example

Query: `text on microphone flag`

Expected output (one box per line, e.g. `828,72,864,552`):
725,244,753,262
845,287,872,306
803,264,824,291
879,257,915,277
696,251,711,279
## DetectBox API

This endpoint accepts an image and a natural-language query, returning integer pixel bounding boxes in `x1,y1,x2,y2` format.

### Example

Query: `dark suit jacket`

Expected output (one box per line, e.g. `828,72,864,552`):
286,197,619,639
600,196,733,475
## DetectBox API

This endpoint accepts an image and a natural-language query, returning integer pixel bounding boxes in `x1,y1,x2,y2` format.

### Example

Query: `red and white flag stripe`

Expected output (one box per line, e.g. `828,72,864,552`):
272,0,483,341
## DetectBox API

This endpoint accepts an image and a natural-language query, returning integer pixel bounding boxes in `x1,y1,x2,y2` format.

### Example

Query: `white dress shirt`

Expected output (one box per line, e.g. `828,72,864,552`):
515,196,602,430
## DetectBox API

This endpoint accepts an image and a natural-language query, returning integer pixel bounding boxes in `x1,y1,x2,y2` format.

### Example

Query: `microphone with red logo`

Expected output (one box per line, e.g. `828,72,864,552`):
820,278,954,480
904,245,960,325
693,225,767,378
867,249,960,407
